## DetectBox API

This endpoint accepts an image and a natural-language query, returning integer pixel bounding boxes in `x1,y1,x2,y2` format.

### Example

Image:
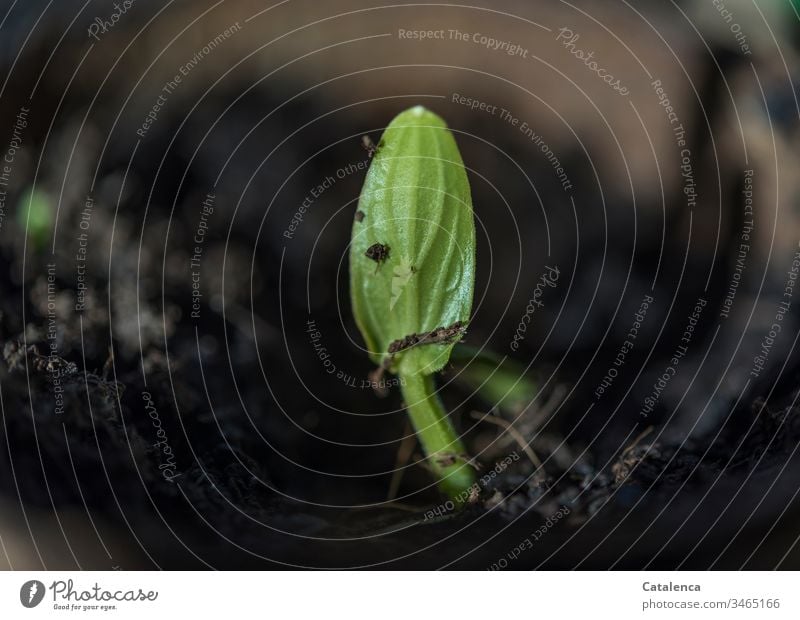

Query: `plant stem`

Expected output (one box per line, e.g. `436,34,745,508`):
400,372,476,503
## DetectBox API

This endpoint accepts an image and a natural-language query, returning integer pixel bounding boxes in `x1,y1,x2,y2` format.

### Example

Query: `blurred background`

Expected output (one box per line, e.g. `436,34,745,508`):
1,0,800,569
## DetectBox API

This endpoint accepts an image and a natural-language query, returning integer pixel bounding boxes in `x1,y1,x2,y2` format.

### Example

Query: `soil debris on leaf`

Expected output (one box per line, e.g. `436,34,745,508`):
364,242,390,264
361,134,378,157
434,452,476,469
387,321,467,354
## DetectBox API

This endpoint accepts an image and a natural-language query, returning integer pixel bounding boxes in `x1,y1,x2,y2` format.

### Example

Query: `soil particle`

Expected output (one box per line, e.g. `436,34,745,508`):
364,242,389,263
433,452,474,468
612,442,662,486
3,341,78,376
387,321,467,354
361,135,378,157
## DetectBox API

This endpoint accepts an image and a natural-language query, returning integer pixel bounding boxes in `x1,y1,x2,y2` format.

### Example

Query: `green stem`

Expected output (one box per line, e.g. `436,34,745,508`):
449,345,538,415
400,372,476,503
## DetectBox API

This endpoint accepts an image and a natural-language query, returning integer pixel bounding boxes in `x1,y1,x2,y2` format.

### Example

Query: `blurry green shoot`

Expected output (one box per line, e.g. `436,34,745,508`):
16,187,52,250
449,345,539,416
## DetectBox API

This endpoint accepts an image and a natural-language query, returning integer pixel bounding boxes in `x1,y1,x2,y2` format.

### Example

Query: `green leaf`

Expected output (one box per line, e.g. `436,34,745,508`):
350,106,475,377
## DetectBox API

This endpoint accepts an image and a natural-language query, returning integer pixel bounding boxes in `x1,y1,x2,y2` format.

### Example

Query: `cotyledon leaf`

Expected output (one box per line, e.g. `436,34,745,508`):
350,106,476,377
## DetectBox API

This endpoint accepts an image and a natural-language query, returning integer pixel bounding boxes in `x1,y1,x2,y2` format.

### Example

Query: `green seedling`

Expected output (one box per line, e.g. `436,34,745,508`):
350,106,477,502
16,187,52,250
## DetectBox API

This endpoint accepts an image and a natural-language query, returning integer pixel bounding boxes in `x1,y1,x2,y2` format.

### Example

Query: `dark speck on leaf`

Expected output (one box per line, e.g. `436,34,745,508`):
365,243,389,263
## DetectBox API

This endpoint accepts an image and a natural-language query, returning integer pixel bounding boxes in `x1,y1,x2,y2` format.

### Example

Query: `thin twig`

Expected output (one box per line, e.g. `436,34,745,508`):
622,425,654,459
518,383,567,434
386,421,417,501
470,410,543,469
